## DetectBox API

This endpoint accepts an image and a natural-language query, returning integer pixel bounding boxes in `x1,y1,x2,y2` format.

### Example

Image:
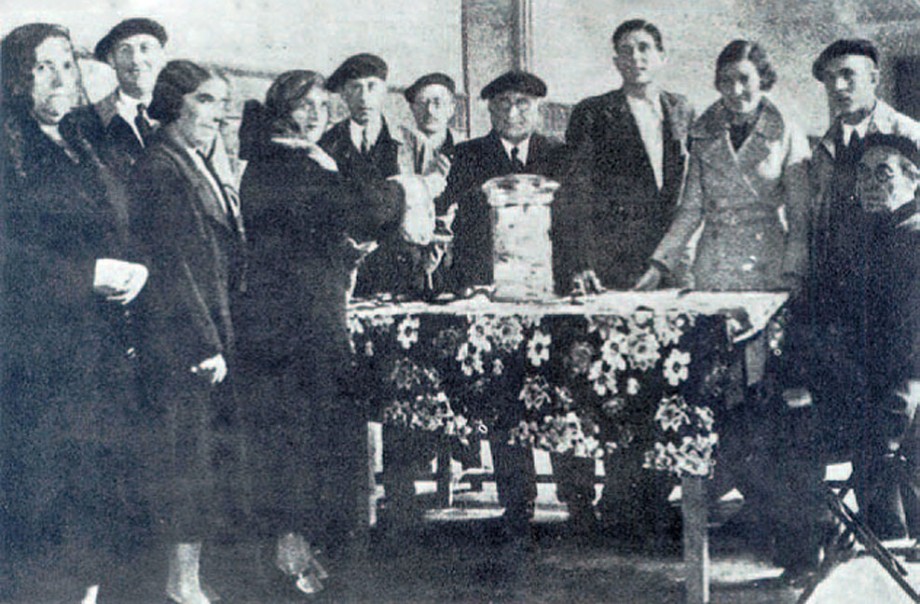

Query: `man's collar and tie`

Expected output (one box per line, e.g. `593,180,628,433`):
115,89,155,146
500,136,530,172
350,117,383,155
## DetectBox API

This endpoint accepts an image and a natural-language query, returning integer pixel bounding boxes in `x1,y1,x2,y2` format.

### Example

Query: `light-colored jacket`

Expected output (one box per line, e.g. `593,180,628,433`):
653,97,811,290
812,99,920,214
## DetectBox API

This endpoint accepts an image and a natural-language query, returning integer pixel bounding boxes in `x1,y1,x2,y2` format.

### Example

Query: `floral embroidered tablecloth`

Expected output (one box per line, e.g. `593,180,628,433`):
348,291,787,478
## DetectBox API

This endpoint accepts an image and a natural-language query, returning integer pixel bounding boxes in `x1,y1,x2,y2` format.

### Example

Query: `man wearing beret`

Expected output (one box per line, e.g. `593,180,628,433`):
788,40,920,456
321,53,448,299
437,70,594,542
68,18,167,176
379,72,467,537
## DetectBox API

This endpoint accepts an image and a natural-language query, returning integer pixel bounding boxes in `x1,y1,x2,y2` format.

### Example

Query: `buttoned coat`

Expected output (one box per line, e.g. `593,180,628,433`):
564,89,694,289
130,130,246,538
652,98,811,291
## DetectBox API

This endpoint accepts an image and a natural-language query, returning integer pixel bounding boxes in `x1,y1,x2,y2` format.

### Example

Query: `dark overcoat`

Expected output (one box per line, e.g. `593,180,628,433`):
130,130,245,539
320,117,424,297
1,107,137,552
234,133,404,541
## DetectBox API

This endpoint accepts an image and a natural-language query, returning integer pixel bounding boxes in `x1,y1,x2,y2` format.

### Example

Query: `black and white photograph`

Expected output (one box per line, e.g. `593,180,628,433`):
2,1,920,602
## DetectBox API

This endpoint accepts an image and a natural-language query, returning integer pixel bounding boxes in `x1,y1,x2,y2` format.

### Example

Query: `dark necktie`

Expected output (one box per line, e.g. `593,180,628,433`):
135,103,153,146
360,128,370,155
511,146,525,173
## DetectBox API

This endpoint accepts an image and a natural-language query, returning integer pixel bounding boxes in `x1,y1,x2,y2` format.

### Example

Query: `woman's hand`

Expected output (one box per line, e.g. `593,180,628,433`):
190,353,227,384
633,265,662,291
93,258,149,305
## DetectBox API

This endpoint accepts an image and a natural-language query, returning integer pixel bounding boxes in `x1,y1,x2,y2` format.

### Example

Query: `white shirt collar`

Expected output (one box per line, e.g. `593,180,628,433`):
350,116,383,151
114,88,154,143
500,135,531,166
841,105,874,146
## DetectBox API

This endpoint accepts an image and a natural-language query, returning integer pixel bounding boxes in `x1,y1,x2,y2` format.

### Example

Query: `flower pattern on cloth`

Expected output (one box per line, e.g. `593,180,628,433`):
348,308,737,476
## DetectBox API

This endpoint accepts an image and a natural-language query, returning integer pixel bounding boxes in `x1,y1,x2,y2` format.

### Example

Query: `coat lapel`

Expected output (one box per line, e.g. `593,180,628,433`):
603,89,659,189
159,135,233,232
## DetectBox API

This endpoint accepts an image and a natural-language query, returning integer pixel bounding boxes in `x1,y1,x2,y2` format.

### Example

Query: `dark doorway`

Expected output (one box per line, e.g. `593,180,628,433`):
895,57,920,120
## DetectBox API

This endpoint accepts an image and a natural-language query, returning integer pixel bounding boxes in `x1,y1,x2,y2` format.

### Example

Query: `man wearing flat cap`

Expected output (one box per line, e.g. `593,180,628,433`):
321,53,448,298
437,70,578,543
786,39,920,458
68,18,167,176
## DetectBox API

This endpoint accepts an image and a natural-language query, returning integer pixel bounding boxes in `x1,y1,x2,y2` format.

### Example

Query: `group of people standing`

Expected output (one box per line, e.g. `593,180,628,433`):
1,12,918,604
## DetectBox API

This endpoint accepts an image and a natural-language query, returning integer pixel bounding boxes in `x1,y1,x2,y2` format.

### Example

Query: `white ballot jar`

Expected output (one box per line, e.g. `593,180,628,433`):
482,173,560,301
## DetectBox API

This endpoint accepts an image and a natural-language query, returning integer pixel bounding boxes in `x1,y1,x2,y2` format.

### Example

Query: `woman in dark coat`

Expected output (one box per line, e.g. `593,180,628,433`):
0,23,148,603
235,70,405,596
131,60,245,604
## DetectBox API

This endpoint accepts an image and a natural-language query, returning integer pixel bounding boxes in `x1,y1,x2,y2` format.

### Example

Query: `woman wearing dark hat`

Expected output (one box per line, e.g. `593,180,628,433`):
235,69,407,597
0,22,148,604
130,59,244,604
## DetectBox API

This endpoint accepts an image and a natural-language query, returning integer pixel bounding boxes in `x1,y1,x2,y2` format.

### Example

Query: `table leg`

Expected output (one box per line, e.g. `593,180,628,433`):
682,475,709,604
436,437,453,508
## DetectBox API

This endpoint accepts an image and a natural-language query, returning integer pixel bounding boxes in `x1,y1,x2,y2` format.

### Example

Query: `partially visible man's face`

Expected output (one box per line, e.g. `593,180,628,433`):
614,29,665,87
341,76,386,125
489,91,540,143
821,54,878,119
857,146,919,213
108,33,166,99
411,84,455,136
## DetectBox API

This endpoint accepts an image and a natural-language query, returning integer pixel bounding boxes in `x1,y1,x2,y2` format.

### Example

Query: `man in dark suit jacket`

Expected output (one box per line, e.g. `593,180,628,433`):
321,53,446,299
563,19,694,547
565,19,693,292
437,71,595,540
70,19,167,177
441,71,565,292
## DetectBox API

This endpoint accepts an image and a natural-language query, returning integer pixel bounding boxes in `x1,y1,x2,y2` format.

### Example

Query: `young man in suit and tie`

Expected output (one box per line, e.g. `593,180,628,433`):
71,19,167,177
563,19,694,548
808,40,920,355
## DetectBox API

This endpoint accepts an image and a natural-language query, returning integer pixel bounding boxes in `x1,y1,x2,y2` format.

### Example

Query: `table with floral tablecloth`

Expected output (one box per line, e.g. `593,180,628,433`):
348,290,788,604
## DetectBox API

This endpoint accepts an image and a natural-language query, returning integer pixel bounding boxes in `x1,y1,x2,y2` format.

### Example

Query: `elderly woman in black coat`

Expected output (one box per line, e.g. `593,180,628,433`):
0,23,148,604
235,70,406,597
131,60,245,604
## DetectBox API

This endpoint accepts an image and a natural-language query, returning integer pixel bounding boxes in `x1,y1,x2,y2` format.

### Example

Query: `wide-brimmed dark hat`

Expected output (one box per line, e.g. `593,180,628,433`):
327,53,388,92
812,39,878,81
862,133,920,168
480,70,547,100
94,18,167,61
404,72,455,103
